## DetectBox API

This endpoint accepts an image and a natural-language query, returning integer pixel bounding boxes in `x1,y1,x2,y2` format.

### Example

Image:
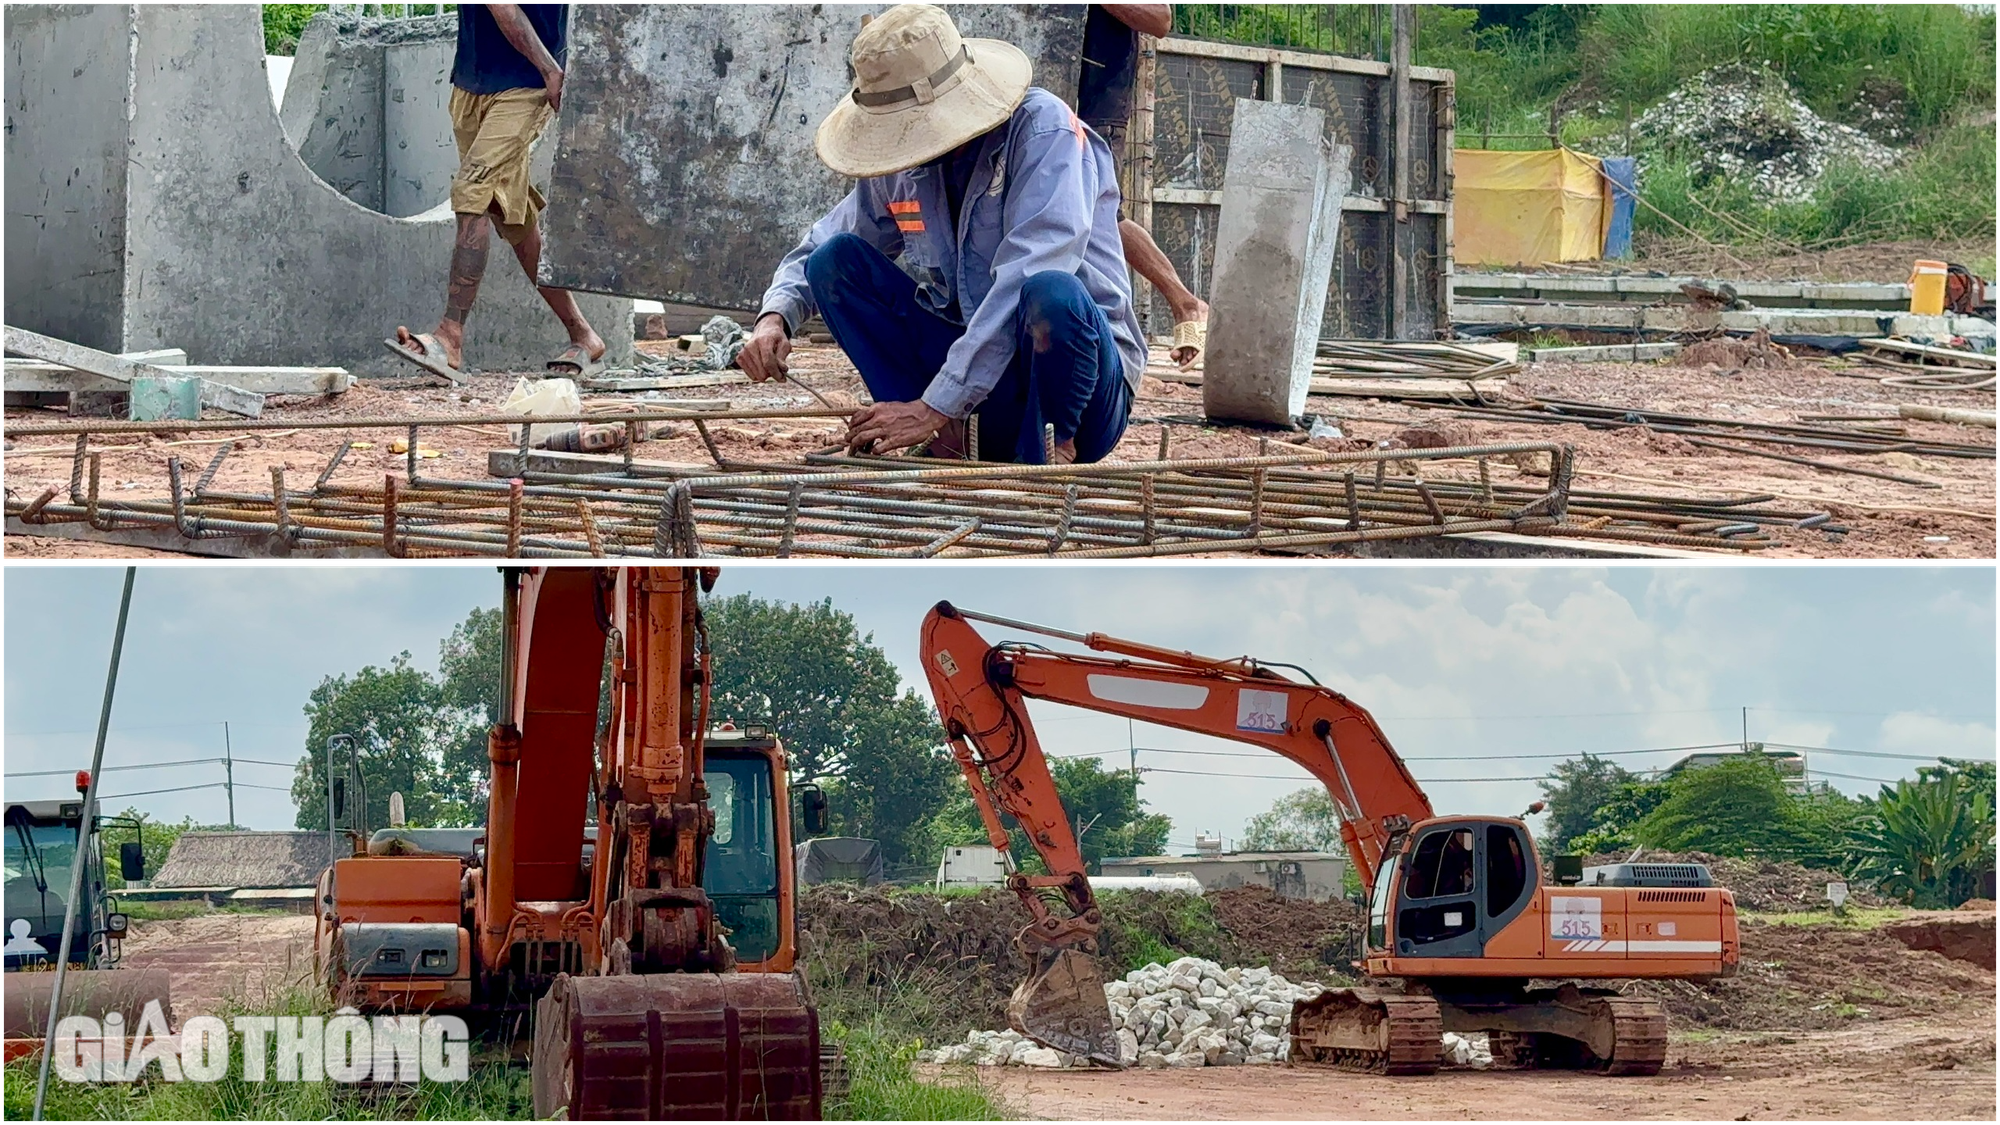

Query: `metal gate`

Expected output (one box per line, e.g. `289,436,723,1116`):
1129,13,1453,340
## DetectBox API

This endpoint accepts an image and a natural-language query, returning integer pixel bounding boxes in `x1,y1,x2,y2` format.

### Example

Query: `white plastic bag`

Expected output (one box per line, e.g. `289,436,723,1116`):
500,376,581,447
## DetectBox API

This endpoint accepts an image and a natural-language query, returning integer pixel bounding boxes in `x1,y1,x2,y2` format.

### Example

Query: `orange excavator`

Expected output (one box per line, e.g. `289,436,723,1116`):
920,603,1739,1076
313,567,823,1118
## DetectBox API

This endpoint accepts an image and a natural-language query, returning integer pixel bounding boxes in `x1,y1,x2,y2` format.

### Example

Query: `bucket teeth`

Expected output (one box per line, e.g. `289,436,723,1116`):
1007,947,1124,1067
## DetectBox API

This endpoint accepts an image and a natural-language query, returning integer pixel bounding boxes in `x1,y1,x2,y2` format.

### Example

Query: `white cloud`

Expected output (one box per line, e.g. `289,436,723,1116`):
1875,712,1997,762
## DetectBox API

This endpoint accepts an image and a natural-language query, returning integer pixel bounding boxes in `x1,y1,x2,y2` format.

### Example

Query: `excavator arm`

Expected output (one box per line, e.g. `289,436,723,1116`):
919,602,1432,1064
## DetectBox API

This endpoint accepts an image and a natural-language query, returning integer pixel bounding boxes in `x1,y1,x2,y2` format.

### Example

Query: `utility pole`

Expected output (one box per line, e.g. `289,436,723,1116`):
1127,717,1138,803
1742,706,1749,752
223,721,235,829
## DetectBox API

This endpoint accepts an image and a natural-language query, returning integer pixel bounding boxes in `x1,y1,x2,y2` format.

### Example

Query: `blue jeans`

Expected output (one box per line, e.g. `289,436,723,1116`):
805,233,1131,464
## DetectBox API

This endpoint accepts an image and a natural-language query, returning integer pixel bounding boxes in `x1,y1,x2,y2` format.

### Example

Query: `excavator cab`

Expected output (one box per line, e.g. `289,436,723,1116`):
1368,817,1537,959
698,729,795,970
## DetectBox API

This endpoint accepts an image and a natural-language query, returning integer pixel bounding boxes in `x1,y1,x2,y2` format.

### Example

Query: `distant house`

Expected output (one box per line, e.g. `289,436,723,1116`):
141,830,335,912
1100,837,1346,901
1653,745,1811,793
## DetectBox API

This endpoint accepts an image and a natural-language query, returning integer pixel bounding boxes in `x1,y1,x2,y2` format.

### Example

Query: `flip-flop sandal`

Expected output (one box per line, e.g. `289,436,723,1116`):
1172,319,1207,372
383,334,463,385
546,344,605,378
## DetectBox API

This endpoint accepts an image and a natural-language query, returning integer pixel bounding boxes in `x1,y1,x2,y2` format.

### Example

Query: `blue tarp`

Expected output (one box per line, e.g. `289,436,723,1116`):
1601,156,1638,260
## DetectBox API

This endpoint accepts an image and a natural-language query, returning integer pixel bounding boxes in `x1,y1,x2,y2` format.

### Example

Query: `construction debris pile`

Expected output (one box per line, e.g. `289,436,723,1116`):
1633,63,1899,202
920,957,1326,1069
1579,850,1888,913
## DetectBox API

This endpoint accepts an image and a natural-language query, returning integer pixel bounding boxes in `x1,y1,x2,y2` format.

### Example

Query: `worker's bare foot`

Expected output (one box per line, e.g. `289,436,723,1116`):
567,323,607,363
1051,437,1078,464
395,324,462,370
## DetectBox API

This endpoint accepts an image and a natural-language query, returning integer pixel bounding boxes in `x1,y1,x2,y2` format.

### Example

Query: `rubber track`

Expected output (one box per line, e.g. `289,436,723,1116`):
1486,995,1667,1077
1295,991,1442,1076
1593,994,1667,1076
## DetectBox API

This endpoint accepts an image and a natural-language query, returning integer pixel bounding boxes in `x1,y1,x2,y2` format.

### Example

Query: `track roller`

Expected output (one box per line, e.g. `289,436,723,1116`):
1287,988,1442,1075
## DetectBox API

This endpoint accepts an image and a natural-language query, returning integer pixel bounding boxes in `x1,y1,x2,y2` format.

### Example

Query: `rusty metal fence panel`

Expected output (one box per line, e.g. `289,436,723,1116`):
1139,37,1453,340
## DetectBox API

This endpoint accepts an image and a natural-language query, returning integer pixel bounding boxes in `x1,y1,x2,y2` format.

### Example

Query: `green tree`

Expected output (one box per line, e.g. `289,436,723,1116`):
1569,776,1672,857
702,595,955,869
1635,755,1802,857
434,605,504,818
918,758,1171,875
293,653,456,833
98,809,232,890
1536,753,1634,852
262,4,326,55
1241,786,1340,852
1853,761,1996,908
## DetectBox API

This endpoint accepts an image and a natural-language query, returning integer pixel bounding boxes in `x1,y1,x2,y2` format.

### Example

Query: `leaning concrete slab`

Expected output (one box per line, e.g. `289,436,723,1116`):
278,13,463,219
1201,99,1351,427
541,4,1088,308
4,4,630,378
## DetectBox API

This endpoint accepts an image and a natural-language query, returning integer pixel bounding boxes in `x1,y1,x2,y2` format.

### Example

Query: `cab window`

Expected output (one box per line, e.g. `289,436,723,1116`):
1405,827,1474,899
703,756,778,962
1366,853,1398,950
1486,825,1528,917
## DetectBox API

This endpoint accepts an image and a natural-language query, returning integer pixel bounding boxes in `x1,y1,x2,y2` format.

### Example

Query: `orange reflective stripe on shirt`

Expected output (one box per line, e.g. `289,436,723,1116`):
887,200,922,214
896,219,926,232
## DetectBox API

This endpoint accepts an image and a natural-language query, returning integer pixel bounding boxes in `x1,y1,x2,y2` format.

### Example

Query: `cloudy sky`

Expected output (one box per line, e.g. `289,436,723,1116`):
4,565,1992,849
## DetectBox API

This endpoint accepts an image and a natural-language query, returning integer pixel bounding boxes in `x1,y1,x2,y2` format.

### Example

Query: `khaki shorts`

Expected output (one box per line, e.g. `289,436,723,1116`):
449,86,552,246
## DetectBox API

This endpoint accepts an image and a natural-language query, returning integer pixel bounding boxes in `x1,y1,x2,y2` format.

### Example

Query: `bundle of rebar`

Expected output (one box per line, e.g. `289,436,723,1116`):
4,410,1844,558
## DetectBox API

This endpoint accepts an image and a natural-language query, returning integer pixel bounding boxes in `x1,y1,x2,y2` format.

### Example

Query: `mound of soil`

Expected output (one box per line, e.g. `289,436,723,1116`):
1631,919,1994,1032
1205,887,1365,981
797,885,1365,1041
1580,850,1885,913
1884,912,1996,968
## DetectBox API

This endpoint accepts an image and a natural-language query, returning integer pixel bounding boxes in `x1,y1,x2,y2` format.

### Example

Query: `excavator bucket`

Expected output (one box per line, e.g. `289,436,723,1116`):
532,972,821,1120
1007,947,1123,1067
2,969,176,1061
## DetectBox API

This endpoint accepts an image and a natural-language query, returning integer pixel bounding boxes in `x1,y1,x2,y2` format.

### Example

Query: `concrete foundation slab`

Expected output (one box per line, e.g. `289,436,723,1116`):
1201,99,1350,426
5,5,630,378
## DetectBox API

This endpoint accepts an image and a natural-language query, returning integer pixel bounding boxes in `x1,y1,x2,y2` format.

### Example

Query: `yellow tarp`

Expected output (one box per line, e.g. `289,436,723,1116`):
1453,149,1609,267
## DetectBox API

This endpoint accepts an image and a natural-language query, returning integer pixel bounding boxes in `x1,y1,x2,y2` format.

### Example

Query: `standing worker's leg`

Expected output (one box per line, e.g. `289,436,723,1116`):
805,233,963,406
976,271,1130,465
502,216,604,372
472,87,605,373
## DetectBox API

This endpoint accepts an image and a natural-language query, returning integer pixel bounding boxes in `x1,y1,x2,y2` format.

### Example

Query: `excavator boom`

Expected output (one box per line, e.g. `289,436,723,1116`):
920,602,1431,1065
920,602,1730,1079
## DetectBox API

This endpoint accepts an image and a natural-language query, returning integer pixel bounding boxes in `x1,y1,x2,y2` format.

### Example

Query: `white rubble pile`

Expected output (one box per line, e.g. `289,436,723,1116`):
917,957,1328,1069
1633,62,1899,203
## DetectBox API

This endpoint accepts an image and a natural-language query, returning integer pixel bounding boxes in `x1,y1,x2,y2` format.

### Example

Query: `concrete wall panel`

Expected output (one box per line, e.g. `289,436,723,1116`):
3,4,134,351
541,4,1088,308
382,38,458,217
9,4,628,377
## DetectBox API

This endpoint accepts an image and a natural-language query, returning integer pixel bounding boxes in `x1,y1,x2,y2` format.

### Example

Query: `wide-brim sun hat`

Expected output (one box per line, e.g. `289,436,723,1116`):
815,4,1033,179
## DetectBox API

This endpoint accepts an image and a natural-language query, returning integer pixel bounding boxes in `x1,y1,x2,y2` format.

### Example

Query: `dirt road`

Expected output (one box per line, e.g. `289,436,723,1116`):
121,911,316,1017
979,1008,1997,1120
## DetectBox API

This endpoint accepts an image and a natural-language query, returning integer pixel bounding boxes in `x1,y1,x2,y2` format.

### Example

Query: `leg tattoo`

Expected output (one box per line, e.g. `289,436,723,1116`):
443,218,491,328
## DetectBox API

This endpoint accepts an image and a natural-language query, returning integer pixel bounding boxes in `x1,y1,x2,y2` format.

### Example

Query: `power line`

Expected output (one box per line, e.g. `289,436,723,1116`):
97,781,292,803
4,719,302,739
1763,742,1992,764
1140,765,1553,784
1058,741,1991,766
6,756,296,779
1806,768,1918,786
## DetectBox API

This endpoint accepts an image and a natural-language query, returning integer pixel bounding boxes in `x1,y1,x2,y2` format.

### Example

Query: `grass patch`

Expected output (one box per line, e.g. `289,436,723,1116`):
1739,906,1907,929
4,985,526,1121
1096,889,1231,975
826,1024,1013,1122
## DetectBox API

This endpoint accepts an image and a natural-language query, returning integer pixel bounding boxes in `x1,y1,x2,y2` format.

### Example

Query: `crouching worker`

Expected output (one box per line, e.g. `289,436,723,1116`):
737,4,1145,464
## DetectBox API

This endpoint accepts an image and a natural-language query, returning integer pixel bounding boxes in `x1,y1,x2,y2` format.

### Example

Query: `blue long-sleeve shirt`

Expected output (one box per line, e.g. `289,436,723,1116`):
759,89,1146,420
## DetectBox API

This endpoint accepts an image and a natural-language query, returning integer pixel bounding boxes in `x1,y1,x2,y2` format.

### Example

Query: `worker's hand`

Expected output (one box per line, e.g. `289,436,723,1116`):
846,400,948,454
542,65,565,113
738,313,793,383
